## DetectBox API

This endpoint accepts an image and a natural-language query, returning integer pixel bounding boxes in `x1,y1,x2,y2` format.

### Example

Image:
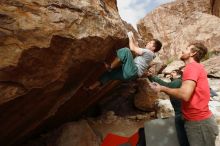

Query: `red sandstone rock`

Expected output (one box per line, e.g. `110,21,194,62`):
0,0,128,145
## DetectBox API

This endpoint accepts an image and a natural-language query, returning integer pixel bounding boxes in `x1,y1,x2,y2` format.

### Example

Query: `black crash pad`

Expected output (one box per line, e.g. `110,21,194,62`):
144,117,180,146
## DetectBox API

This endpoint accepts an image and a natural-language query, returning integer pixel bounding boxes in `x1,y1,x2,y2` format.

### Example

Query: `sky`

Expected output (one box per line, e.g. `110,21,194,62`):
117,0,174,29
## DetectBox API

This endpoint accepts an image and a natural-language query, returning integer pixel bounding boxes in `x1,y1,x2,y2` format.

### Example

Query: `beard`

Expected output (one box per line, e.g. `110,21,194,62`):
180,53,190,61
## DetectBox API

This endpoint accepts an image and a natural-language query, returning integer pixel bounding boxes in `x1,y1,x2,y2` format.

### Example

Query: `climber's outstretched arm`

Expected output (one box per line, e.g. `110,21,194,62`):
128,32,143,55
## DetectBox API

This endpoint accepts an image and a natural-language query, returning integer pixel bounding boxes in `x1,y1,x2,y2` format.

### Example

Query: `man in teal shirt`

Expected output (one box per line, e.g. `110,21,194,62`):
147,69,189,146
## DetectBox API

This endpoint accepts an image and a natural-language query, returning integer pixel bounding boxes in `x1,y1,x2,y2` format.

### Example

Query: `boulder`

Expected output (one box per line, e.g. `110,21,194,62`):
155,99,174,118
162,60,185,74
137,0,220,62
25,120,100,146
211,0,220,17
134,78,158,111
0,0,128,145
169,12,220,58
52,120,100,146
208,78,220,92
203,55,220,78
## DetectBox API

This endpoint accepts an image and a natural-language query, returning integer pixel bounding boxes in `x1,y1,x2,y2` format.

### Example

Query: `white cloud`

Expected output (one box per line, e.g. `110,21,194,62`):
117,0,174,29
155,0,175,5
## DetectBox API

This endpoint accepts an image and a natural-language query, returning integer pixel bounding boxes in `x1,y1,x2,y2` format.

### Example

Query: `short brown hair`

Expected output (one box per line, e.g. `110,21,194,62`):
172,69,181,75
152,39,162,52
190,43,208,62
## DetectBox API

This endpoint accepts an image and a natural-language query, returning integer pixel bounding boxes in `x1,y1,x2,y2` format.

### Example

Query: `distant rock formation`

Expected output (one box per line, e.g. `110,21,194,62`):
137,0,220,62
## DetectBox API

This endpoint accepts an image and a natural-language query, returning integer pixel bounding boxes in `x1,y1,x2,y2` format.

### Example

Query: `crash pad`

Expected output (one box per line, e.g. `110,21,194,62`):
144,117,180,146
101,132,139,146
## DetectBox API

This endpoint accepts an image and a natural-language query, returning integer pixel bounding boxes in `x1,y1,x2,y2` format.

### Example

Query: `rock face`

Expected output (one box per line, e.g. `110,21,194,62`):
0,0,129,145
211,0,220,17
162,60,185,74
156,98,174,118
137,0,220,62
133,77,174,118
51,120,100,146
202,55,220,78
25,120,101,146
122,20,146,48
134,79,158,111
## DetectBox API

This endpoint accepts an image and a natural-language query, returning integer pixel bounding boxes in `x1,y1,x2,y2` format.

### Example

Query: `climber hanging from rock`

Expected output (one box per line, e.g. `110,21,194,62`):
84,31,162,91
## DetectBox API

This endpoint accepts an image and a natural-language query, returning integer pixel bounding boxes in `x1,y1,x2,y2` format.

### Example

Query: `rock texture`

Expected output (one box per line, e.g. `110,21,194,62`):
122,20,146,48
88,113,147,140
137,0,220,62
202,55,220,78
50,120,100,146
211,0,220,17
209,78,220,94
162,60,185,74
24,111,154,146
24,120,100,146
156,98,174,118
134,78,158,111
0,0,129,145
